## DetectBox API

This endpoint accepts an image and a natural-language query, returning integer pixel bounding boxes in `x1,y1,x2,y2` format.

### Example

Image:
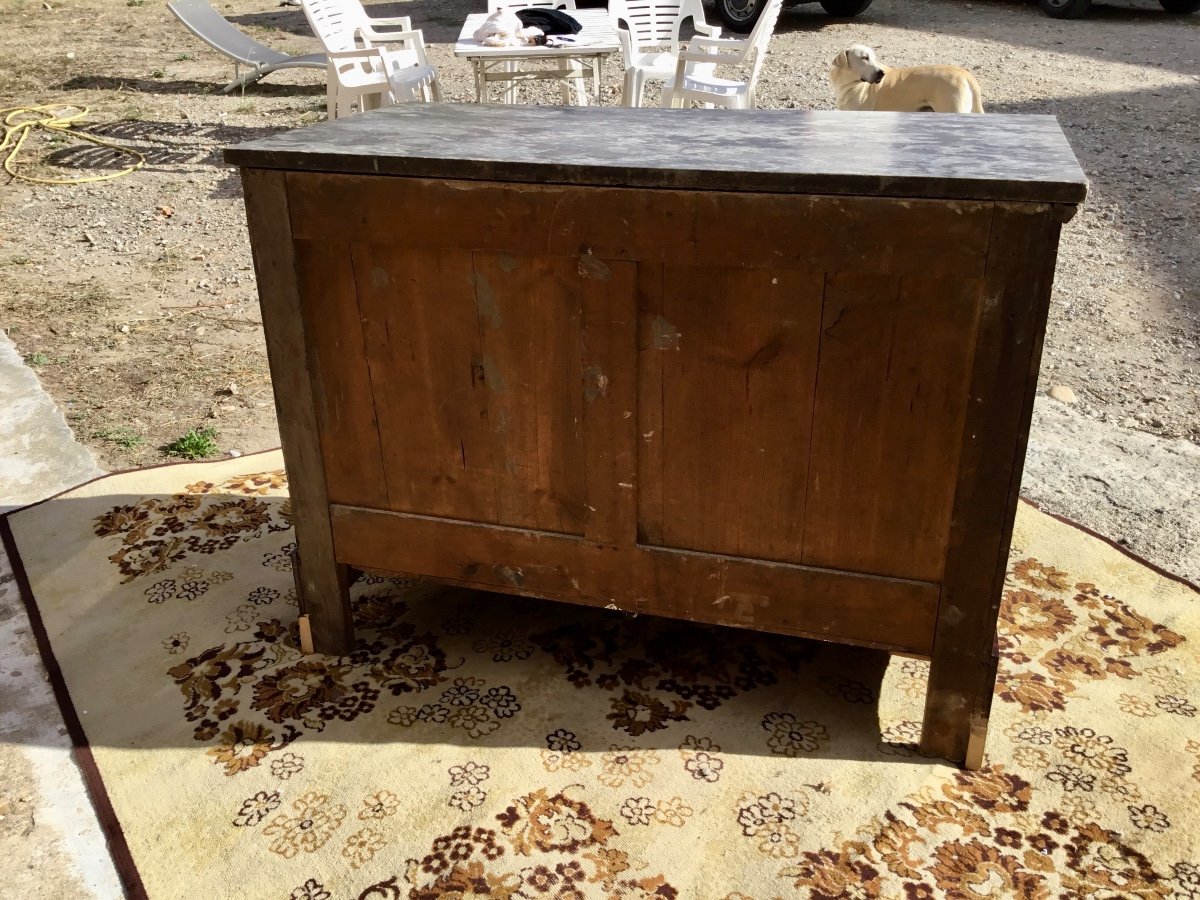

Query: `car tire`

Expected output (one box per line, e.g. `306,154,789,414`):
1038,0,1092,17
819,0,874,15
1159,0,1200,12
714,0,765,33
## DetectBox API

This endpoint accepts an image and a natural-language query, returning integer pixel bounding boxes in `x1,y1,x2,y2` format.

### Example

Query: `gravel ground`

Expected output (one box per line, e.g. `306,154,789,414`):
0,0,1196,576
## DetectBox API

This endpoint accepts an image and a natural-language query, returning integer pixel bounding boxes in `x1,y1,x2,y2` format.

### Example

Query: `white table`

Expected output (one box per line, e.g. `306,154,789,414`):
453,9,621,106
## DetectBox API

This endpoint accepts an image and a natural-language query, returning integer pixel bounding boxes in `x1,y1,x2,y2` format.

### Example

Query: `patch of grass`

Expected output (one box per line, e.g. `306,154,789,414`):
173,53,194,62
127,0,145,7
2,256,32,266
118,104,145,122
149,68,165,79
94,426,143,449
24,351,50,366
164,426,219,460
234,101,256,114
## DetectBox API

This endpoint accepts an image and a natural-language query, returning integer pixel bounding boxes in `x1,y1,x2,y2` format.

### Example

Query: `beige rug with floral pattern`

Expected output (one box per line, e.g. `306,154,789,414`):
3,451,1198,900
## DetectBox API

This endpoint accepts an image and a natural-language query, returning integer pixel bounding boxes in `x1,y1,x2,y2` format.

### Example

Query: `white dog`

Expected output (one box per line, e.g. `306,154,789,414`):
830,44,984,113
473,8,543,47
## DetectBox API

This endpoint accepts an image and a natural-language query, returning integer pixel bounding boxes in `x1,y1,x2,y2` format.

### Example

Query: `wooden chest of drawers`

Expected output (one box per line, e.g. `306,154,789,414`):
228,105,1086,766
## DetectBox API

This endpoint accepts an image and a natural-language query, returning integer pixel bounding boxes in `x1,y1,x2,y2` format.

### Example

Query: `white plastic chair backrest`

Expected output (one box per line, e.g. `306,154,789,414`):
303,0,367,54
486,0,577,10
744,0,783,80
610,0,703,57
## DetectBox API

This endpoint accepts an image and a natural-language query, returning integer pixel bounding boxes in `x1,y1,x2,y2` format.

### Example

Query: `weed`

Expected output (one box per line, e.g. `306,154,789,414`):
2,256,31,266
164,426,219,460
94,426,143,449
235,102,256,114
118,104,144,122
173,53,194,62
24,351,50,366
127,0,145,7
149,69,165,79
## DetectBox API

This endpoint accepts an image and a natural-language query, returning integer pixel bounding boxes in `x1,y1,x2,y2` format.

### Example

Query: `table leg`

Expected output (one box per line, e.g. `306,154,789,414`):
473,61,483,103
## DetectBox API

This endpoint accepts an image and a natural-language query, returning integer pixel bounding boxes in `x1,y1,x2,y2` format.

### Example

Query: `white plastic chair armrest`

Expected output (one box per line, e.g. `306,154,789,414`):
364,15,413,29
326,47,386,60
358,28,426,47
617,24,638,60
693,21,722,37
678,35,750,65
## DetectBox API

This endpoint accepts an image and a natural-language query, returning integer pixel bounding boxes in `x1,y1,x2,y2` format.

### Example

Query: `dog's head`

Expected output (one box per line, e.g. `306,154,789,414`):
833,44,885,84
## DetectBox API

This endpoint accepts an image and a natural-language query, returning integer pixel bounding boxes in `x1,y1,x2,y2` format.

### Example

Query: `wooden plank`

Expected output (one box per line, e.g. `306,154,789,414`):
242,167,354,654
655,266,823,562
801,271,984,582
635,263,666,545
579,255,638,545
287,173,993,278
471,253,587,535
329,504,939,654
920,202,1062,764
292,240,389,509
351,244,500,524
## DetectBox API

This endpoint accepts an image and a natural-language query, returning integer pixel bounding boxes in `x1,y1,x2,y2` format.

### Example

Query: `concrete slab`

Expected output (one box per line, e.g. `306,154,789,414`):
0,327,120,898
0,330,103,514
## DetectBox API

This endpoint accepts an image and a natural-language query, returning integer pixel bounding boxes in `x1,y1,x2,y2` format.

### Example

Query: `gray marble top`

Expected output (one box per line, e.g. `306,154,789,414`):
224,105,1088,204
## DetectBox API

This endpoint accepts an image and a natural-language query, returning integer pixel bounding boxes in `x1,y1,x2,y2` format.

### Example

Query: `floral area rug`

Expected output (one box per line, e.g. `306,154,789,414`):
3,451,1199,900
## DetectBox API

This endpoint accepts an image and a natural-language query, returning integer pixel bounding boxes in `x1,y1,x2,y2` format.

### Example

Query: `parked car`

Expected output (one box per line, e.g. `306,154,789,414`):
714,0,873,33
1039,0,1199,16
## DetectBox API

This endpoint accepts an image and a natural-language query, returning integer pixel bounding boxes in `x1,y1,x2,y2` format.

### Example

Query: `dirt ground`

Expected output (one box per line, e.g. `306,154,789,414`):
0,0,1197,562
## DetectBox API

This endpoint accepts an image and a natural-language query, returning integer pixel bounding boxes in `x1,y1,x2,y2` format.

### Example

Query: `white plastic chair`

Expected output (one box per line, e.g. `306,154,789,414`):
608,0,720,108
302,0,440,119
660,0,782,109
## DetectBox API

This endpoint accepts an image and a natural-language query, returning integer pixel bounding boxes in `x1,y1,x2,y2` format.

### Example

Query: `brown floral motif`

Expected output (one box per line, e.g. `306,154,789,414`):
222,470,288,496
262,791,348,858
359,791,400,820
529,615,801,734
250,659,381,730
780,845,882,900
995,671,1068,714
356,876,402,900
903,799,990,838
409,861,523,899
233,790,281,827
1061,822,1168,898
1052,727,1131,776
606,689,689,736
871,815,924,880
930,839,1049,900
416,826,505,880
343,827,386,869
1000,589,1077,642
94,491,288,582
598,747,661,789
496,788,616,856
942,767,1032,814
605,874,679,898
290,879,331,900
206,719,277,775
1011,558,1072,591
736,792,804,841
1086,598,1184,659
762,712,828,756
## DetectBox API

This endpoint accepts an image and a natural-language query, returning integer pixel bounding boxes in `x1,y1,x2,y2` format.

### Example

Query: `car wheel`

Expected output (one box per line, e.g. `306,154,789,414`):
1038,0,1092,17
1159,0,1200,11
819,0,874,15
714,0,763,33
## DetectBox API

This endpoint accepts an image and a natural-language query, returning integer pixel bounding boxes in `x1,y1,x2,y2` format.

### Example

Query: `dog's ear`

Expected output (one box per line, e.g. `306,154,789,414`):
833,50,847,68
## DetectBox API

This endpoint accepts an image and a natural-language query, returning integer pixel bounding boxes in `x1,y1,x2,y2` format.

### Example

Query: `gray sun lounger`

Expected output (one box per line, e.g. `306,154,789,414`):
168,0,327,94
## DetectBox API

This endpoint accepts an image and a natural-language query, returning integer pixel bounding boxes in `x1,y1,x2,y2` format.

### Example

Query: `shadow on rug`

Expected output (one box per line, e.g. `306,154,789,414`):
2,451,1197,899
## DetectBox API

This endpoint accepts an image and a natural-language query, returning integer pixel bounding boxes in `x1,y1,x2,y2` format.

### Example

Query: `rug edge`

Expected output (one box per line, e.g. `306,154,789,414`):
1018,497,1199,596
0,446,285,521
0,515,148,900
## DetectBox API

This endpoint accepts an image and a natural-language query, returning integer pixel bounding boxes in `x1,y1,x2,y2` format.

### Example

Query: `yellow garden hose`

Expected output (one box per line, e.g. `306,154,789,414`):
0,104,144,185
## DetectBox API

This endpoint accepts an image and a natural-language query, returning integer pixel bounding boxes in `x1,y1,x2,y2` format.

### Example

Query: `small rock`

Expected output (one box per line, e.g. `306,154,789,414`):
1048,385,1077,404
1121,417,1137,429
228,449,243,458
118,324,130,334
195,327,206,336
